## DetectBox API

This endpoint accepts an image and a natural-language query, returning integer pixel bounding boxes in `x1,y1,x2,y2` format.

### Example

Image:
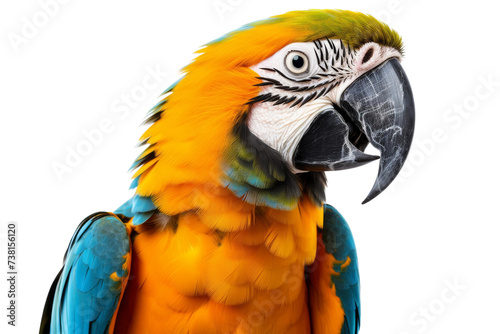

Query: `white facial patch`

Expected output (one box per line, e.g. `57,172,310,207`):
247,39,402,171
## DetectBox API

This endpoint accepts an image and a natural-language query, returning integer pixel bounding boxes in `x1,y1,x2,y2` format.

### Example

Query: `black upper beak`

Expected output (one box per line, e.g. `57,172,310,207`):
293,58,415,203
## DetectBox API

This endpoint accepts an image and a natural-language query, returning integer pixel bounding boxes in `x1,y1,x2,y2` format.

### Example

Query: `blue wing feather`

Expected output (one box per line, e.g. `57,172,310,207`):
41,213,131,334
115,194,157,226
322,204,361,334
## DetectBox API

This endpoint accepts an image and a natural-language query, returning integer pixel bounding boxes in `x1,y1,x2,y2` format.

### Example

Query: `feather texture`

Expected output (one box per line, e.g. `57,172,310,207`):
40,213,131,334
114,199,323,333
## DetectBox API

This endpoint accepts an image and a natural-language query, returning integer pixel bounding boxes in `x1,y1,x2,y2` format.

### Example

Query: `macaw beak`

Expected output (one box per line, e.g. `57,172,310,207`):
293,58,415,203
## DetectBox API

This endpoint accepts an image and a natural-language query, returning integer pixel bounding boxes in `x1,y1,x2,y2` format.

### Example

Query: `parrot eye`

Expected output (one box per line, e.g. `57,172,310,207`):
285,51,309,75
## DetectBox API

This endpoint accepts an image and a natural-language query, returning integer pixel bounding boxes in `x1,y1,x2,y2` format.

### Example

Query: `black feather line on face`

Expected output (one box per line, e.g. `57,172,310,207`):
277,85,299,92
290,97,303,108
247,92,272,104
255,76,282,85
300,91,317,106
310,78,336,90
267,94,281,103
260,67,276,72
327,38,334,49
283,96,297,104
254,82,275,87
314,49,321,66
317,86,328,98
324,83,335,95
271,76,335,92
317,40,325,63
273,95,294,106
296,85,313,92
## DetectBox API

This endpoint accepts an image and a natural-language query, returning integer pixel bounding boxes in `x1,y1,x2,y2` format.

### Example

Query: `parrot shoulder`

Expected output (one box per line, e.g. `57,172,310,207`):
40,212,132,334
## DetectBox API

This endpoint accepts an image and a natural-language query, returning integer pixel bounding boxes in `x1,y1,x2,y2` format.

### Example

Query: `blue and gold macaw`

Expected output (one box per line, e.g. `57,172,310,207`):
40,9,415,334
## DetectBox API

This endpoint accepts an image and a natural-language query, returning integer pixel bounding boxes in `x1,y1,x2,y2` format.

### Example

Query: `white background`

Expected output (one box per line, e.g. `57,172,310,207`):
1,0,499,333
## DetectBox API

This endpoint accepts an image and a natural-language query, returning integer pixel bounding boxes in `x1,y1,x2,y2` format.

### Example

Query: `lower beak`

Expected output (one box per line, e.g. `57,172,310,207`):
293,58,415,204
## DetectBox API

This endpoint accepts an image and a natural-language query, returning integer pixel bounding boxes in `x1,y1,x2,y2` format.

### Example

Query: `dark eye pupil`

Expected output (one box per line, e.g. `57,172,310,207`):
292,55,304,68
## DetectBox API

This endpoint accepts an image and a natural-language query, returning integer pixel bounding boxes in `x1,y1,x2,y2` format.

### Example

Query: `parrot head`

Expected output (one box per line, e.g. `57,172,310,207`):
135,9,415,213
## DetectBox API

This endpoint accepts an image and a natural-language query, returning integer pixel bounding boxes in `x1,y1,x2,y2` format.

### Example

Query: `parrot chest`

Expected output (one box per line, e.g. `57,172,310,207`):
115,204,321,334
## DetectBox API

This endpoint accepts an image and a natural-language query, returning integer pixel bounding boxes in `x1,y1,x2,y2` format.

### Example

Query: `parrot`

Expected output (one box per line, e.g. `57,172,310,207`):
40,9,415,334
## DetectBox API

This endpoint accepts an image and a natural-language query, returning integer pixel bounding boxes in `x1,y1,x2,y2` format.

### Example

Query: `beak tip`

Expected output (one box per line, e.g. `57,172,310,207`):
361,187,382,205
361,196,373,205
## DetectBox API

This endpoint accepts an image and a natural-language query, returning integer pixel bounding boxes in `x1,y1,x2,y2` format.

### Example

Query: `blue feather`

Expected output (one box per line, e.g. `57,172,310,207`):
131,195,156,212
129,176,140,189
115,198,134,217
132,211,154,226
147,100,167,115
46,213,130,333
115,194,158,225
160,77,182,96
322,204,361,334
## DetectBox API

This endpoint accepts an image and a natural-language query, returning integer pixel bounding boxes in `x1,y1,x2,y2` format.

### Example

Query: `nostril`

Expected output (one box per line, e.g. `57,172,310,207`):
362,48,374,64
